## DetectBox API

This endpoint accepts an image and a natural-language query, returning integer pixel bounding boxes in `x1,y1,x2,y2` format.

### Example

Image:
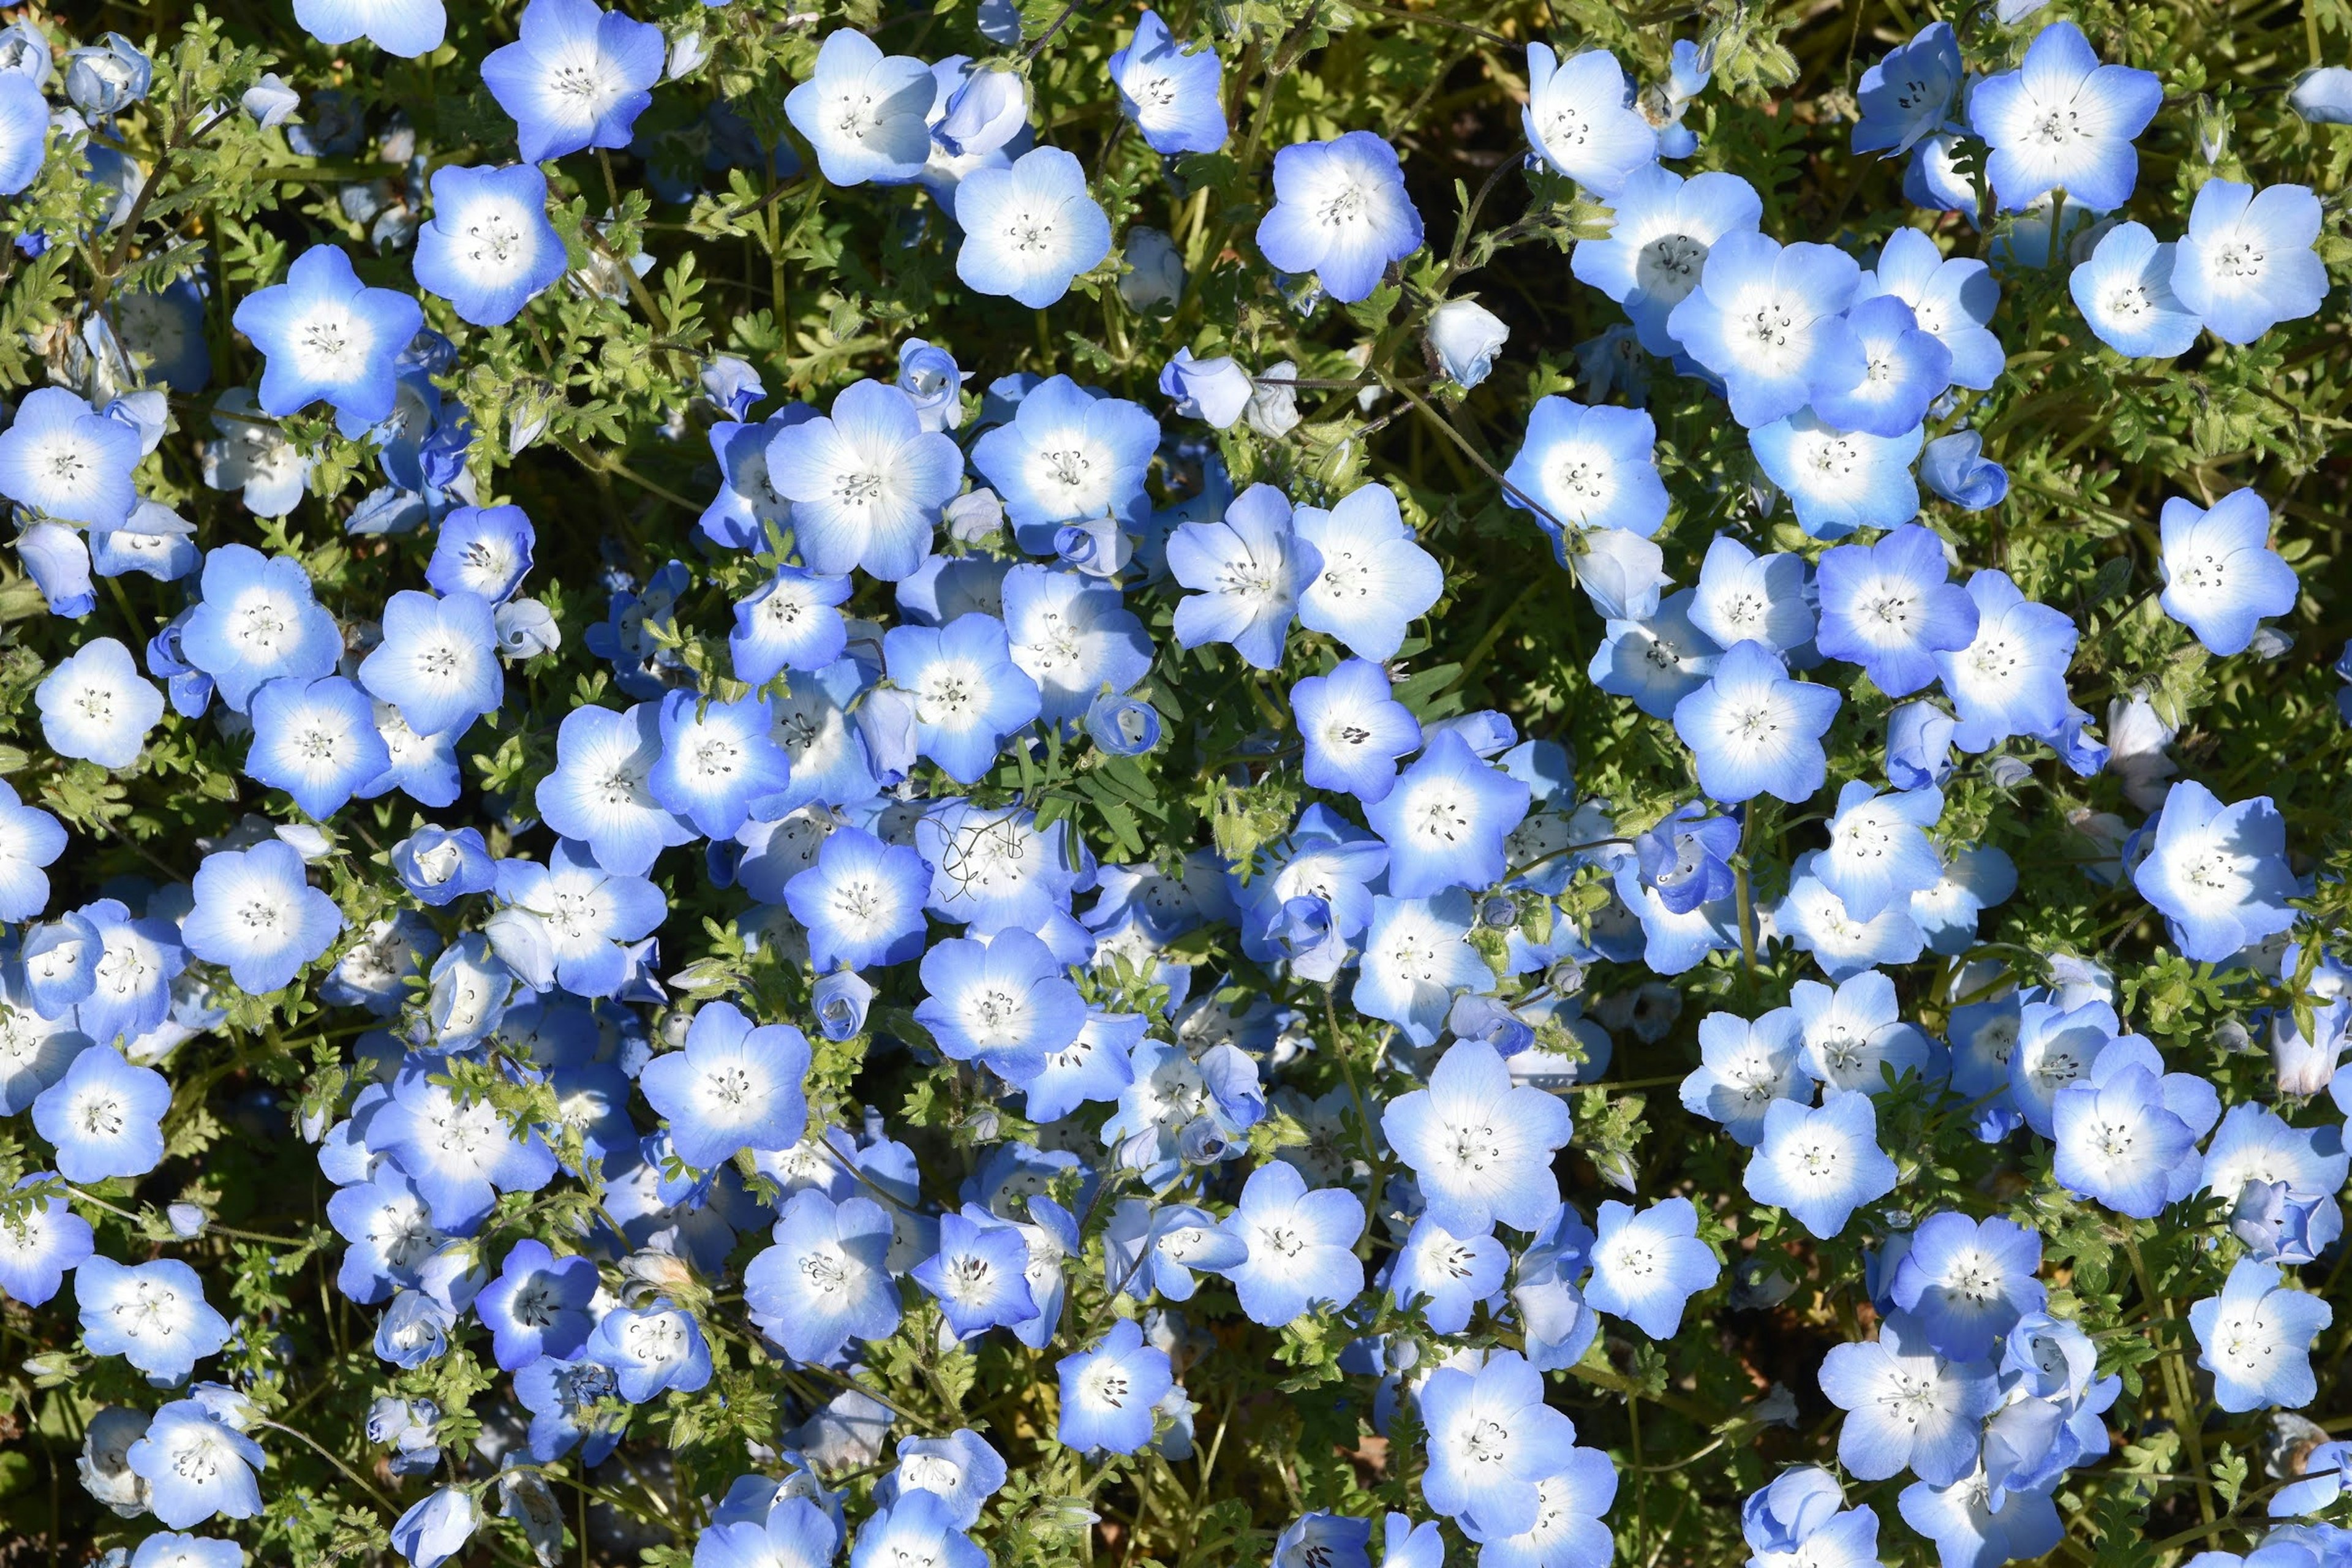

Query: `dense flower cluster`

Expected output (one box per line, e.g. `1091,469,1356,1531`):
0,1,2350,1566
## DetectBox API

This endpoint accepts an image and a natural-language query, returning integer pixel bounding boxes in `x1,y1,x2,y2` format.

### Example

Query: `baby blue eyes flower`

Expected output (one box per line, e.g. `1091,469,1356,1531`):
64,33,149,116
1382,1039,1572,1235
1932,568,2077,752
914,928,1084,1083
535,702,694,875
1887,1212,2045,1359
2051,1051,2206,1218
2131,779,2298,963
360,589,503,740
183,839,346,995
1672,641,1842,805
1585,1196,1718,1338
767,379,965,581
1425,299,1509,389
786,826,932,972
1387,1213,1504,1334
1571,167,1763,358
34,1043,167,1181
649,689,791,839
2158,487,2299,657
1968,20,2160,213
1853,21,1961,157
1159,347,1254,429
936,64,1028,160
477,1238,598,1370
295,0,445,57
1679,1007,1803,1145
1743,1091,1899,1240
733,567,851,684
1417,1349,1578,1537
390,1487,479,1568
246,674,391,819
2171,179,2328,345
2291,64,2352,123
882,612,1041,784
1254,131,1425,306
1108,10,1226,156
0,386,141,529
37,636,162,768
1057,1317,1174,1454
1293,658,1420,803
74,1255,233,1382
1749,412,1923,540
1363,729,1532,898
1816,779,1943,922
1001,564,1150,722
1792,970,1931,1093
412,164,567,327
640,1001,812,1170
1168,481,1322,670
913,1210,1038,1337
1861,227,2004,391
2190,1259,2334,1412
0,72,46,196
744,1189,900,1362
971,374,1160,551
1289,481,1441,661
1809,295,1950,437
1819,1310,2001,1485
1503,396,1669,552
126,1400,266,1529
2070,221,2203,358
1521,46,1657,197
481,0,663,164
1668,232,1864,428
1221,1160,1364,1326
234,245,424,425
955,148,1112,310
1920,431,2009,510
788,30,936,186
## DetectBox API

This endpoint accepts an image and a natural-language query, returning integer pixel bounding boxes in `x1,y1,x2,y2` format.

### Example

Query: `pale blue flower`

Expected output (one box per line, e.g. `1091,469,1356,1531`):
481,0,663,163
1255,132,1423,305
956,148,1111,309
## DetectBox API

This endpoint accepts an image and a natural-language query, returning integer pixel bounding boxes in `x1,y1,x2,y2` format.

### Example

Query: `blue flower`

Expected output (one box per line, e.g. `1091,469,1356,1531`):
1057,1317,1174,1453
1384,1040,1571,1235
2070,220,2203,358
1774,850,1927,980
1385,1213,1505,1334
2051,1054,2203,1219
71,899,187,1050
1585,1196,1718,1338
481,0,663,163
487,840,667,997
1167,482,1321,670
1933,570,2078,752
1351,891,1493,1046
767,379,965,581
413,164,567,326
1255,132,1424,305
731,567,851,685
1219,1160,1363,1325
131,1534,247,1568
587,1300,712,1403
2191,1259,2334,1412
2157,488,2300,657
244,675,391,820
2173,179,2328,345
536,703,695,875
390,1487,478,1568
1363,729,1532,897
63,33,149,116
1000,565,1151,722
179,545,343,713
1633,801,1738,915
0,387,140,529
971,375,1159,552
1461,1453,1616,1568
1969,20,2158,212
36,637,163,769
914,929,1085,1084
1273,1515,1373,1568
911,1211,1038,1338
126,1400,265,1528
1749,412,1922,539
1427,300,1509,389
2132,780,2298,963
0,1176,91,1306
785,826,932,973
1817,1310,2000,1485
1679,1008,1804,1146
1590,589,1721,718
1853,22,1961,156
360,589,503,739
1920,431,2009,510
1418,1350,1578,1536
1861,227,2003,390
1109,11,1226,155
1743,1091,1899,1240
1570,166,1762,358
881,613,1041,785
1672,641,1841,805
477,1238,598,1370
1665,232,1862,428
1896,1474,2062,1568
1814,780,1944,922
1791,970,1931,1093
915,799,1089,942
1502,396,1668,550
294,0,445,55
786,31,935,186
1521,47,1657,196
34,1043,167,1182
1291,481,1444,660
0,73,45,196
649,690,791,840
1887,1212,2045,1360
1293,658,1420,803
880,1430,1008,1530
233,244,423,424
955,148,1111,309
75,1256,232,1382
640,1001,812,1169
181,839,345,995
1811,295,1950,437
